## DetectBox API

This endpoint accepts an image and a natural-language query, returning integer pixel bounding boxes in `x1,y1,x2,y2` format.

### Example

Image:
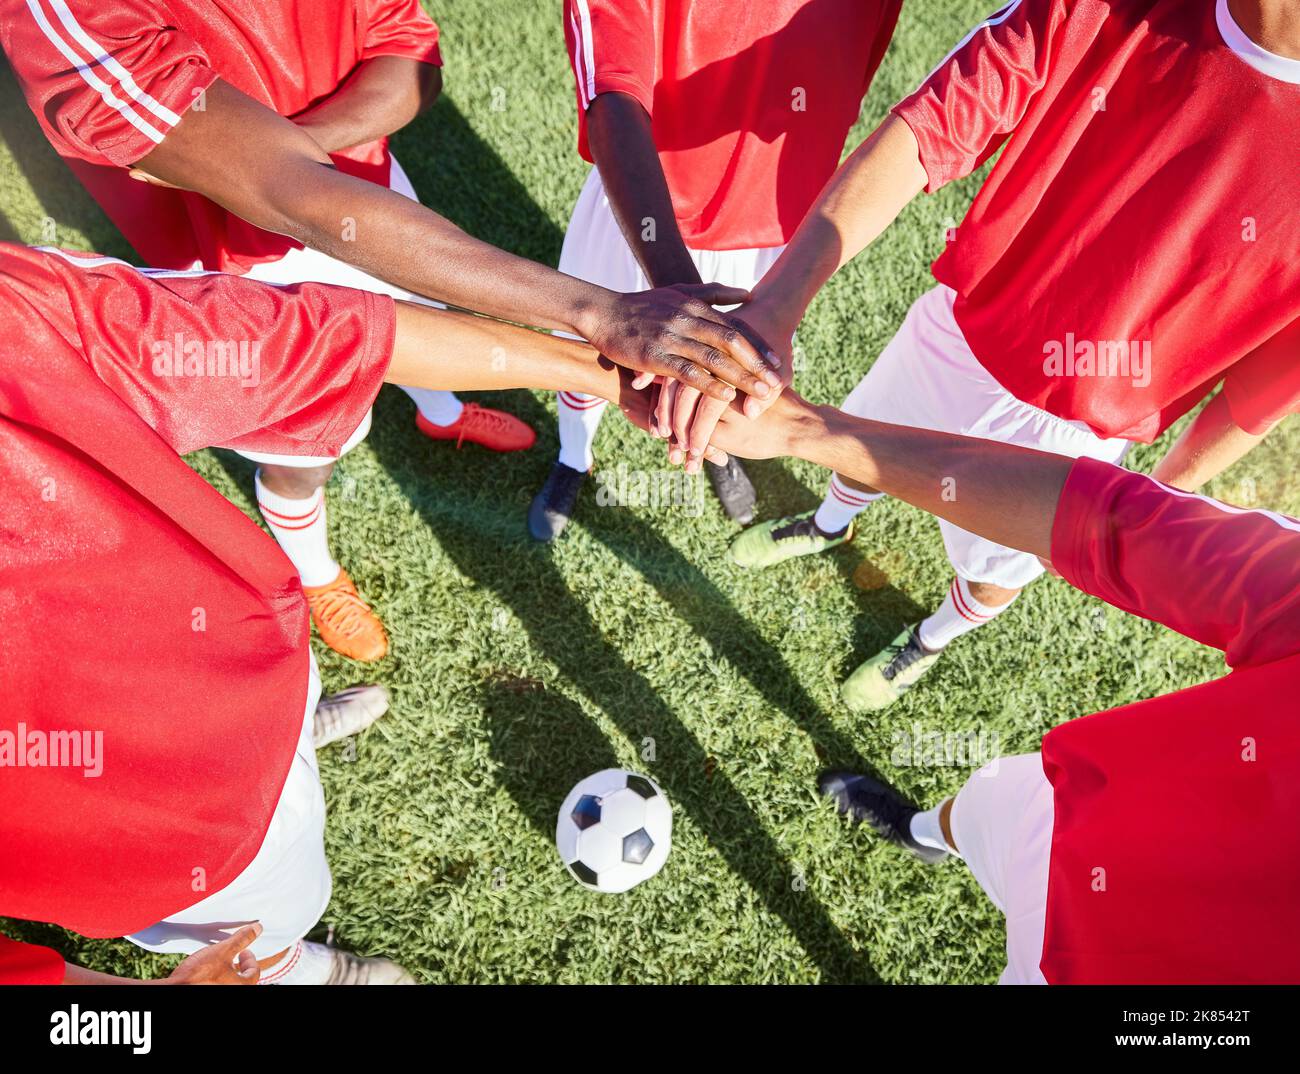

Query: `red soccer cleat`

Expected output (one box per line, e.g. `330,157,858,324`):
416,403,536,452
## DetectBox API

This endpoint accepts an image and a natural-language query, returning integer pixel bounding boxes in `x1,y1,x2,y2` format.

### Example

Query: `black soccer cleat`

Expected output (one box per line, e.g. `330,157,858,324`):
817,770,950,864
528,462,587,542
705,455,757,524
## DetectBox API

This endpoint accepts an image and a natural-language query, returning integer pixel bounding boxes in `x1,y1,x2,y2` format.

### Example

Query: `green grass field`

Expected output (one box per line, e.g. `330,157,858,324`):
3,1,1297,984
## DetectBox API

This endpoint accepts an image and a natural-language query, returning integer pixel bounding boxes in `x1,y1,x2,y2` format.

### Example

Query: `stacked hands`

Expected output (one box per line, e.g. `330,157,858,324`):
586,283,796,472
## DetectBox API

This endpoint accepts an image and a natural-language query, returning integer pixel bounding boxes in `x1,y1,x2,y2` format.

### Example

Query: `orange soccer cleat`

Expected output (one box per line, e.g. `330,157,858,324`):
416,403,536,452
302,569,388,662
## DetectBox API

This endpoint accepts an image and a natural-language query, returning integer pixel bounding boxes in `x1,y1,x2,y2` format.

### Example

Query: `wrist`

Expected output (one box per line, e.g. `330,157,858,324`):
641,247,702,291
747,282,804,341
567,284,618,342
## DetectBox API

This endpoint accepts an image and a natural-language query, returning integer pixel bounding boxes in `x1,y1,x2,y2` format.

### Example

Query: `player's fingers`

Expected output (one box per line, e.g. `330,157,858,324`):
675,324,781,396
630,370,656,391
741,377,788,420
673,282,753,307
654,378,675,440
234,948,261,983
703,444,729,466
686,394,730,461
660,351,736,404
219,922,263,956
672,383,703,460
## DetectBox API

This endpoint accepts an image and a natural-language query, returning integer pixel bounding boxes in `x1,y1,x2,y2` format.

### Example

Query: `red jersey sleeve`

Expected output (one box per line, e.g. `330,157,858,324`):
0,934,65,985
1051,457,1300,670
564,0,655,117
360,0,443,65
891,0,1070,192
1221,316,1300,435
25,249,395,459
0,0,217,167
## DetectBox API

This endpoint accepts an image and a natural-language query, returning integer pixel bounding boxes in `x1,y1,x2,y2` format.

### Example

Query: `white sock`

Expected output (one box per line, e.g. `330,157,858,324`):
255,469,340,588
917,576,1018,651
258,940,333,985
557,390,606,472
812,473,882,535
400,386,464,426
909,801,960,857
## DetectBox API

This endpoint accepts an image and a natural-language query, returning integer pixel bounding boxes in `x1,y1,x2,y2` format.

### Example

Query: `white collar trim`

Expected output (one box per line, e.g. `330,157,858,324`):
1217,0,1300,84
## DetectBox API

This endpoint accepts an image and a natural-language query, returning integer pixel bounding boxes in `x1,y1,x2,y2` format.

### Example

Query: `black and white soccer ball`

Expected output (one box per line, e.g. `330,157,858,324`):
556,769,672,893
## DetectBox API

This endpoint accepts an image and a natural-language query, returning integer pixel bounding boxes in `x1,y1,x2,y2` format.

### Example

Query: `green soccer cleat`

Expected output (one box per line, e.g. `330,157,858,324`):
840,625,943,713
728,510,852,569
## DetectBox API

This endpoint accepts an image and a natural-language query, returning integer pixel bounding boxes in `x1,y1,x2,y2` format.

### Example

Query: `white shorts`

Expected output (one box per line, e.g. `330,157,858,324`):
949,753,1053,985
126,656,332,961
238,155,444,468
841,285,1130,588
557,165,784,326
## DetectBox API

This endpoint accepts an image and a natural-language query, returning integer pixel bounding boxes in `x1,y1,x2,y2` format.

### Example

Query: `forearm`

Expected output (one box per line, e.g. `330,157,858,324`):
1150,391,1272,492
790,404,1070,559
293,56,442,154
280,167,607,333
587,92,700,288
388,301,622,398
751,115,928,327
140,81,611,336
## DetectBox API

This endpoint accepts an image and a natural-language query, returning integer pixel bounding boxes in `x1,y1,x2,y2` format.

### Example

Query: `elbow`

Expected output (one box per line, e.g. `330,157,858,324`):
416,64,443,114
255,158,342,249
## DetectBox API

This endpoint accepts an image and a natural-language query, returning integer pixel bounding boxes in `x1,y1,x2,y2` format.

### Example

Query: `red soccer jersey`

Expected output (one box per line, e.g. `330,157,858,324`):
564,0,902,251
0,244,394,958
892,0,1300,442
0,0,442,273
1044,458,1300,983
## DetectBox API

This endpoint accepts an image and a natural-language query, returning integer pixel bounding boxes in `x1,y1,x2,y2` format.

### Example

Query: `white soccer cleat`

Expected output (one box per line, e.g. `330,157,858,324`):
312,684,390,749
319,944,416,986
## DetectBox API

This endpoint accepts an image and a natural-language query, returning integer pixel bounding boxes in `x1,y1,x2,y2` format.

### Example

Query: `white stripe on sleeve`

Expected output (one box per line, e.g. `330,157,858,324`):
49,0,184,126
571,0,598,108
23,0,166,144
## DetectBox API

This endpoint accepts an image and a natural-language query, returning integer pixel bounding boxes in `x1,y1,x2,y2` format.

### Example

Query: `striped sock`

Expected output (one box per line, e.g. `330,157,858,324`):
255,470,340,588
812,474,883,535
258,940,333,986
917,576,1018,651
557,390,606,472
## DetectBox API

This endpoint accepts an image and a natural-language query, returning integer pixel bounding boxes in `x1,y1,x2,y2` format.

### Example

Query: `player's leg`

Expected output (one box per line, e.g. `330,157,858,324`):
819,753,1051,984
238,404,386,660
686,243,786,525
529,167,646,541
126,665,411,983
841,361,1129,712
729,283,960,569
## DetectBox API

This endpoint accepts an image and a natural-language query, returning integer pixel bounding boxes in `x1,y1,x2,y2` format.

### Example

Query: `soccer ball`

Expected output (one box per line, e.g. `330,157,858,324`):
556,769,672,893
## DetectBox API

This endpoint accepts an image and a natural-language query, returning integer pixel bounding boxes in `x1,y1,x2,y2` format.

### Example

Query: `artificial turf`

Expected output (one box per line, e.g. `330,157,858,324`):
2,1,1296,984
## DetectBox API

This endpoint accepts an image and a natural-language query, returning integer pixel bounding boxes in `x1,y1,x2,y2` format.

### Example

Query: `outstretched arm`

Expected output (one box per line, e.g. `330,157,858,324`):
621,390,1300,665
135,81,781,406
737,116,929,366
667,115,927,463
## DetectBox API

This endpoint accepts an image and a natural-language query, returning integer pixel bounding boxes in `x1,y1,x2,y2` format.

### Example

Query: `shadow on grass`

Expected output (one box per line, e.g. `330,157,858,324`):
366,383,879,982
481,681,621,835
0,208,19,245
720,456,931,693
157,91,882,981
